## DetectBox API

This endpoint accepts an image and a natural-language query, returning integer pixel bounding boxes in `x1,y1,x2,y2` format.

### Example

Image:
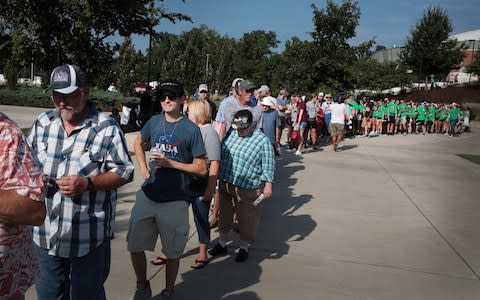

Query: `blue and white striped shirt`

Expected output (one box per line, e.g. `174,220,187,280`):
219,129,274,189
27,105,134,258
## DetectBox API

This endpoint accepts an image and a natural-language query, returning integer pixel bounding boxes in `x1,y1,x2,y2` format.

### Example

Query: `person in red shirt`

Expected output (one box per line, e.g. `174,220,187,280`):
293,94,308,155
0,112,46,299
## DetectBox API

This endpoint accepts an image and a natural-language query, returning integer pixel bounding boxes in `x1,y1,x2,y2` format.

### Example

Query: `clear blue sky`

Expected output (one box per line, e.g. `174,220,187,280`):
130,0,479,52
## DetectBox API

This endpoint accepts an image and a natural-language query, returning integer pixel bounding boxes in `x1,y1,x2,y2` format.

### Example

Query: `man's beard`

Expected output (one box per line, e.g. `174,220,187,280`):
59,101,87,122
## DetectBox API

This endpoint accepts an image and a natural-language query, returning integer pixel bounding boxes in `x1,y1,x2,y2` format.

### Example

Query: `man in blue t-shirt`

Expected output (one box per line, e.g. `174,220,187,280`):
261,96,281,155
276,89,288,146
127,81,207,298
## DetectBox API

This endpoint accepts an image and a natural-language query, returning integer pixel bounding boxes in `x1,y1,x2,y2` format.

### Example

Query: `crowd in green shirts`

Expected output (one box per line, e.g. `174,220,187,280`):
346,98,471,137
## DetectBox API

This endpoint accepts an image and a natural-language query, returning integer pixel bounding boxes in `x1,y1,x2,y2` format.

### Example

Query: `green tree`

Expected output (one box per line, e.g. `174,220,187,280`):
114,37,144,95
400,5,465,83
309,0,362,92
350,59,414,92
236,30,279,85
283,37,317,94
0,0,190,88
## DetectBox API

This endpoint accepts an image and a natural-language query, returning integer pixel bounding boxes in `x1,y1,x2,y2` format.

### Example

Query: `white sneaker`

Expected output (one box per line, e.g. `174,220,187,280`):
295,150,302,156
131,281,152,300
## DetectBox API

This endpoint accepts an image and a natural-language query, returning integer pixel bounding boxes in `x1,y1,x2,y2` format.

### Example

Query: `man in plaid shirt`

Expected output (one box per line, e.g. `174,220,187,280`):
27,64,134,300
209,109,274,263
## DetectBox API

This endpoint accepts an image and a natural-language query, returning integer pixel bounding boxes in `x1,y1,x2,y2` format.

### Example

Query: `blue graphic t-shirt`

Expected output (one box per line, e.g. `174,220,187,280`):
140,113,206,202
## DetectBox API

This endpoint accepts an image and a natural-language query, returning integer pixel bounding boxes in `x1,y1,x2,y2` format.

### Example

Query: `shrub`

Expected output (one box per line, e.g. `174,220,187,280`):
0,86,140,110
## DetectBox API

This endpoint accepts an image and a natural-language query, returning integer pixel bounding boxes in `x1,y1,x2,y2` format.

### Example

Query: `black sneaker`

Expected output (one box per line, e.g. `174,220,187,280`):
235,249,249,263
208,243,227,257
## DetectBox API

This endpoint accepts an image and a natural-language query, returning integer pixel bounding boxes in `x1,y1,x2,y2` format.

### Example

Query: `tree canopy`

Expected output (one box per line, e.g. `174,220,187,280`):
400,5,465,81
0,0,190,89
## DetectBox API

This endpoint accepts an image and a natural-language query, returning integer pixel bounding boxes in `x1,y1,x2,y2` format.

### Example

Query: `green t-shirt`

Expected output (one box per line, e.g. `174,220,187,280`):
400,103,409,117
448,107,460,121
409,107,417,119
379,105,387,119
437,108,447,121
416,106,426,121
351,100,359,110
372,109,378,119
387,102,397,116
427,106,436,121
357,104,365,113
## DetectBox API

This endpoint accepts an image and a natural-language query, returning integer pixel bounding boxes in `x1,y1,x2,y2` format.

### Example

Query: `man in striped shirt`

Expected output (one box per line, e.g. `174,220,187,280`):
208,109,274,263
27,64,134,300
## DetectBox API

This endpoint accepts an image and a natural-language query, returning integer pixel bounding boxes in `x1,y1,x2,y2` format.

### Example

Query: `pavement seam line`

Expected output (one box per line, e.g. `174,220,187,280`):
368,151,480,281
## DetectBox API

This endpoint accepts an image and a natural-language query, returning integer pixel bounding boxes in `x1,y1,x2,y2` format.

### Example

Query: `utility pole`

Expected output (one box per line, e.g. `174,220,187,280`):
147,26,152,84
469,39,476,85
205,53,209,82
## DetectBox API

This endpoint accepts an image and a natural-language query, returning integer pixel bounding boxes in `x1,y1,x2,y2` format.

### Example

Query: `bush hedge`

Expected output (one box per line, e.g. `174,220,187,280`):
0,86,140,111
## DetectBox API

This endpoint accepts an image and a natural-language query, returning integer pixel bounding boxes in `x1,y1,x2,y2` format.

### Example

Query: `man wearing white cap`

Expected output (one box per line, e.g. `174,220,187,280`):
260,96,281,156
221,80,263,137
27,64,134,299
215,78,243,139
198,83,217,122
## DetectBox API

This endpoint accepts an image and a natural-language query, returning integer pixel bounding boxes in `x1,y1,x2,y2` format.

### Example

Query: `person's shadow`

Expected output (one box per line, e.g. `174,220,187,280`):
151,152,317,299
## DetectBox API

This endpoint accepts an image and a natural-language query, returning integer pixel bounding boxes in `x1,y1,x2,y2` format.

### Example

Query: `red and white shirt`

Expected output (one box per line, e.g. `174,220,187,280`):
0,112,45,298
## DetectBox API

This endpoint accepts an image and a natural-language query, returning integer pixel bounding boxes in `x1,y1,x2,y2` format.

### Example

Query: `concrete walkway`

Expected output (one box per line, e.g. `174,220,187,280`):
2,105,479,299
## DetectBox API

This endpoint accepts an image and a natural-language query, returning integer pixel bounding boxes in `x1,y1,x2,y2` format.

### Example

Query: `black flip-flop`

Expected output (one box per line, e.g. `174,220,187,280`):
191,259,208,269
150,256,167,266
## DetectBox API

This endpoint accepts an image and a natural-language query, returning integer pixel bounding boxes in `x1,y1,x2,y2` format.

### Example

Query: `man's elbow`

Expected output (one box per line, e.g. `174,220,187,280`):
198,160,208,177
200,164,208,177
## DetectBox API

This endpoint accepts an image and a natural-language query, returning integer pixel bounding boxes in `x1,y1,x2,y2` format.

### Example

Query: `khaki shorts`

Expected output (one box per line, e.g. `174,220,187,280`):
361,118,371,128
127,190,189,258
329,123,345,136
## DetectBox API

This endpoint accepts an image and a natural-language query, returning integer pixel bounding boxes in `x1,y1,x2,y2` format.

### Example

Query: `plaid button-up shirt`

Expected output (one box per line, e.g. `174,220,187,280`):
219,129,274,189
27,105,134,258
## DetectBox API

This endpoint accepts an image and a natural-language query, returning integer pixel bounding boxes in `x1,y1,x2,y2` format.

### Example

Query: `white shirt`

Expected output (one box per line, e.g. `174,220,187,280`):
330,103,346,124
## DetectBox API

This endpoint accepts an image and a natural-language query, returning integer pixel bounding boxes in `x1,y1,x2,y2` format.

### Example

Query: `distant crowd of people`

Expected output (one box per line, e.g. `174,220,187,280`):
280,94,473,152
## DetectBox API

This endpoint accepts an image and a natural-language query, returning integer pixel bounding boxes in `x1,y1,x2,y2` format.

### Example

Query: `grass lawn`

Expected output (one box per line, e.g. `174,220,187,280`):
457,154,480,165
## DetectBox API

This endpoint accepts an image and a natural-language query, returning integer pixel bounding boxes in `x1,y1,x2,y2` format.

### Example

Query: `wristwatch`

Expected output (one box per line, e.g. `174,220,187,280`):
86,177,95,191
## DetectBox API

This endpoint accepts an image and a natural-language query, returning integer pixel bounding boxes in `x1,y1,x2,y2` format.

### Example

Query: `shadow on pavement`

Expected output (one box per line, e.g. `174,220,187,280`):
156,151,317,299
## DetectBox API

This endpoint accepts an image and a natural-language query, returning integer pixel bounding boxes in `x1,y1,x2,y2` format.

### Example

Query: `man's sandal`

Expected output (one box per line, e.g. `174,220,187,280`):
150,256,167,266
190,259,208,269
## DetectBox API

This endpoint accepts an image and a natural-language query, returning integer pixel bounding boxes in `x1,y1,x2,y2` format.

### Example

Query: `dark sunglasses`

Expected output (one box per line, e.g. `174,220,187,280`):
159,94,178,102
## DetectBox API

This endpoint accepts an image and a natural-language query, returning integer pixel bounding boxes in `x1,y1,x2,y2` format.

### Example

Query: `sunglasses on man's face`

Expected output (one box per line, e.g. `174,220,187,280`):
159,94,178,102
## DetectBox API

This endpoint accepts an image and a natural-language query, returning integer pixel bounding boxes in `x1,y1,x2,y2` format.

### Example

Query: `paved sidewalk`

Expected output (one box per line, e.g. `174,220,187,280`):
2,105,479,300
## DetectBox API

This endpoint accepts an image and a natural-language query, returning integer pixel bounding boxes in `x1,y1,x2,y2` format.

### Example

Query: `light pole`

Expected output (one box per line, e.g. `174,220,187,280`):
468,39,475,84
205,53,209,82
147,26,153,84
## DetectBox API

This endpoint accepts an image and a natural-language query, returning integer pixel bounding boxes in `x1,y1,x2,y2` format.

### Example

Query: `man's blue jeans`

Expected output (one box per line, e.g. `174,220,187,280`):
34,239,111,300
450,119,457,136
191,197,211,243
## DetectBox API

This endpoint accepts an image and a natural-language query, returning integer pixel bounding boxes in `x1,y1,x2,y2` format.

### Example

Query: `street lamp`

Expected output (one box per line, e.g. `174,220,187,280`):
468,39,476,84
205,53,209,82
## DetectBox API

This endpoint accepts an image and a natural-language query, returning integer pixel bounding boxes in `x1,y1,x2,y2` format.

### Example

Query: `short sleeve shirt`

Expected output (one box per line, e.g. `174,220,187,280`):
0,113,45,297
141,114,206,202
200,125,221,163
296,100,307,122
223,98,263,131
